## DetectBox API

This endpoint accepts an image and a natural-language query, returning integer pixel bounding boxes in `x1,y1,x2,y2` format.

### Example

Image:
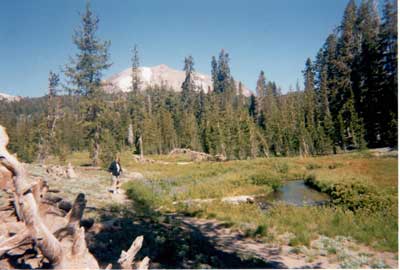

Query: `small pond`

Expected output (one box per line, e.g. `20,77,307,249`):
256,180,330,209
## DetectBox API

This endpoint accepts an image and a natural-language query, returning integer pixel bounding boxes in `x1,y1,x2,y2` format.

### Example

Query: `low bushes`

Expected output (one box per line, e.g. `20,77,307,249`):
305,163,322,170
304,175,396,212
249,174,283,191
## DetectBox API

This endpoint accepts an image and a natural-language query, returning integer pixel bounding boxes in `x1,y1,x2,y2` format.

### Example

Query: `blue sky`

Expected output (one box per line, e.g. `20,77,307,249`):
1,0,358,97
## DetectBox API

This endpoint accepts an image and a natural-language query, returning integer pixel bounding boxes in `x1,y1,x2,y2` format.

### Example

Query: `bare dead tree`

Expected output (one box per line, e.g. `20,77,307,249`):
0,125,149,269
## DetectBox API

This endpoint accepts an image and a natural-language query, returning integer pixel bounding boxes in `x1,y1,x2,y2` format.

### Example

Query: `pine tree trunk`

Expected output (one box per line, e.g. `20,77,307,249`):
139,135,144,160
92,128,100,166
93,141,100,166
128,124,134,146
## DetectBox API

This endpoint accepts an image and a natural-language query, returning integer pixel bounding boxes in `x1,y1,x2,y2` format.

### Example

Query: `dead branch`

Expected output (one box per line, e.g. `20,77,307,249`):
0,229,31,257
137,256,150,270
54,193,86,240
118,236,144,269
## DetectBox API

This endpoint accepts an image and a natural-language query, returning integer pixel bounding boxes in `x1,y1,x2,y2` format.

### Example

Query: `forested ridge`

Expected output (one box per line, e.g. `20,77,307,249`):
0,0,397,165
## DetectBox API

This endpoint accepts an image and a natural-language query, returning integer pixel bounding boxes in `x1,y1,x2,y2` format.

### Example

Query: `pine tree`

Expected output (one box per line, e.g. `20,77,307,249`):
142,109,160,154
131,44,141,94
237,81,245,109
47,71,61,141
64,1,112,166
211,56,218,91
378,0,398,146
38,71,61,162
64,1,111,97
303,57,332,154
318,65,335,151
354,0,382,146
248,94,257,120
215,49,231,94
334,0,365,149
181,55,196,110
158,108,176,153
127,45,146,154
256,71,267,128
261,79,281,155
303,58,317,127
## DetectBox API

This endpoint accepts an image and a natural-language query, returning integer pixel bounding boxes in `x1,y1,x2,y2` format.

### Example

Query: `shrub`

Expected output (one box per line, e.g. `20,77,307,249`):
250,174,282,191
328,162,343,169
304,175,396,213
253,224,268,236
273,162,289,174
99,129,118,168
306,163,322,170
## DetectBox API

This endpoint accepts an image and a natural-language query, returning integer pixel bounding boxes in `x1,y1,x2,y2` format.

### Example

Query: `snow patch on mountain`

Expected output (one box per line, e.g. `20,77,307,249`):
141,67,152,82
104,64,252,96
0,92,21,102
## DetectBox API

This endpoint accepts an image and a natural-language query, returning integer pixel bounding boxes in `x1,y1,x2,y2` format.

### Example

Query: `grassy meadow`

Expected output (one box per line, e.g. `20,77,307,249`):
48,150,398,253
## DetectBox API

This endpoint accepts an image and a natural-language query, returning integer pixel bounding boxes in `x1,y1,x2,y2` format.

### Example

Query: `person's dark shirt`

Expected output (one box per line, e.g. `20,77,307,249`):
108,161,122,176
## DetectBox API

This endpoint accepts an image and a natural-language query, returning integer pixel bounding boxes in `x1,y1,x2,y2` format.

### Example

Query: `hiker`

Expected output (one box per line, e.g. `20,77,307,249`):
108,156,123,194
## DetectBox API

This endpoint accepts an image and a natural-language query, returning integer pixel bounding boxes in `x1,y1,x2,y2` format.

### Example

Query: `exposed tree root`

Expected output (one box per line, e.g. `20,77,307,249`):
0,125,149,269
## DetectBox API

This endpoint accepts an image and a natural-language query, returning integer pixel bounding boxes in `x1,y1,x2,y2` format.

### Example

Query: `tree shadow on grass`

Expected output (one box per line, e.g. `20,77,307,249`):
84,187,287,269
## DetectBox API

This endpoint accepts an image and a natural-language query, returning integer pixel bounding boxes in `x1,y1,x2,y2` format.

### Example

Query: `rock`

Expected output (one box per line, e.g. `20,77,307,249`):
221,195,255,204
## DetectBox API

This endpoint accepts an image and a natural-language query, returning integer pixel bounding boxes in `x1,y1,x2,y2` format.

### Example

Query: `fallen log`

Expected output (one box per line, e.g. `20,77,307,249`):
168,148,213,161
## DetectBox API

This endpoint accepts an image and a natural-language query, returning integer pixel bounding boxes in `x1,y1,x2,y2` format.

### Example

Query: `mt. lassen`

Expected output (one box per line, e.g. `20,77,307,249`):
104,64,252,96
0,92,21,102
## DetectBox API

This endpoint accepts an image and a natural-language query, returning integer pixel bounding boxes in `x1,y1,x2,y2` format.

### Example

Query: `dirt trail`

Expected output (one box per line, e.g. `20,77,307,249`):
174,216,398,269
175,216,335,269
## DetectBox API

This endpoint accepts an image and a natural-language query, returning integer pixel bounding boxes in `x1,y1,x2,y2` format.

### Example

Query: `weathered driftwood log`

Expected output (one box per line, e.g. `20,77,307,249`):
0,125,150,269
0,165,12,190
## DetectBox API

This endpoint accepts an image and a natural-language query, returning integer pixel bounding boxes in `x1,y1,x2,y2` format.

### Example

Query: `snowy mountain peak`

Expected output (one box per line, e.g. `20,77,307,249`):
0,92,21,102
104,64,252,96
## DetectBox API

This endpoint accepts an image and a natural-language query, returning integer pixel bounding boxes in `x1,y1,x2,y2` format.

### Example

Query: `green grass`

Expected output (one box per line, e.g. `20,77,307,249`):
265,204,398,251
54,150,398,252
